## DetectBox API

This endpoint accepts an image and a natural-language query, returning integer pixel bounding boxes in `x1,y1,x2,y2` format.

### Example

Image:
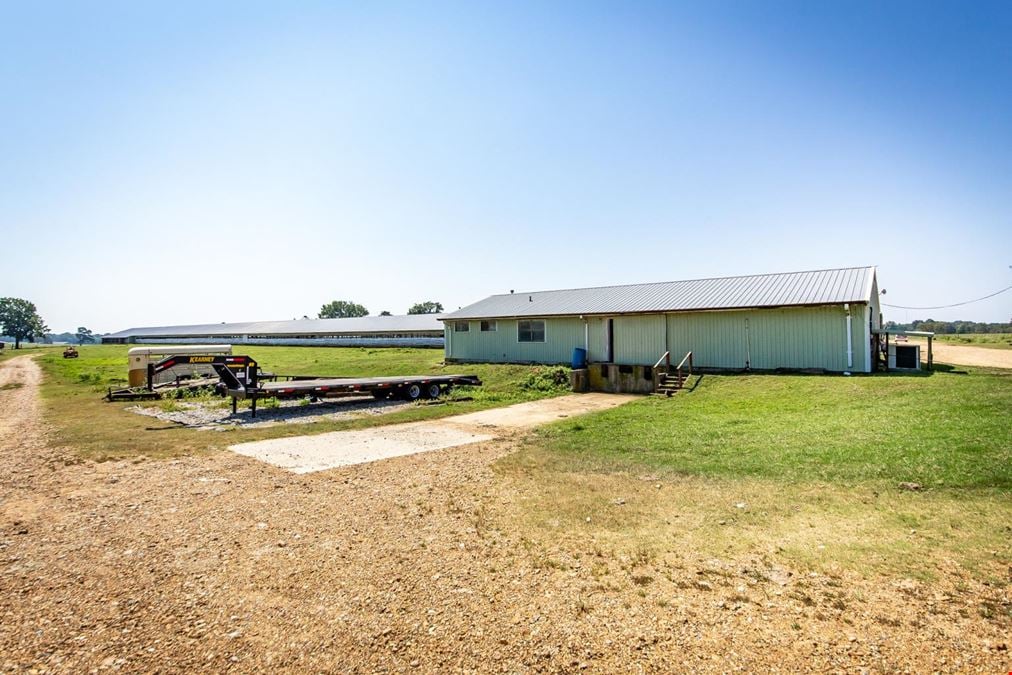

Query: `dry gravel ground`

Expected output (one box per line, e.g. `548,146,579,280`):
913,340,1012,369
127,396,414,430
1,355,1009,673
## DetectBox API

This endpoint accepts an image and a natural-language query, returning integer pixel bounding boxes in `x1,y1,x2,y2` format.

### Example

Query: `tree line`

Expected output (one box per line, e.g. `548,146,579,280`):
883,319,1012,334
318,300,444,319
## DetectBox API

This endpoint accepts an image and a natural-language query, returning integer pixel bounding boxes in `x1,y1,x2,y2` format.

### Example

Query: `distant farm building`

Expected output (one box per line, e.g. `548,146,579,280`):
441,267,882,377
101,315,444,347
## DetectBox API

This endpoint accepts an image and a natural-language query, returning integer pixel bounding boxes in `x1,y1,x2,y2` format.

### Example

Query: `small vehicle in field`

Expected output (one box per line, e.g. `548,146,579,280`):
63,346,79,359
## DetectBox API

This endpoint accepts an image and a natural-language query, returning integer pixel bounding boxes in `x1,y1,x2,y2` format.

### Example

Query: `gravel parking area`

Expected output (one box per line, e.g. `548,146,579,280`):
127,396,413,429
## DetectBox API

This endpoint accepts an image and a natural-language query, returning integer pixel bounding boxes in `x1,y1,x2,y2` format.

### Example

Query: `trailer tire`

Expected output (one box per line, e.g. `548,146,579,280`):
402,384,422,401
425,383,441,399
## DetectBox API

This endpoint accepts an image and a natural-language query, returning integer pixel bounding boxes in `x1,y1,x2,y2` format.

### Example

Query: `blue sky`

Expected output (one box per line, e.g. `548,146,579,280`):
1,1,1009,332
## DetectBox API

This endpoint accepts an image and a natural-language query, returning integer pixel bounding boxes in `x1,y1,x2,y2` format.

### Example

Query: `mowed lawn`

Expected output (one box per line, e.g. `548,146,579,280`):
34,344,569,460
499,367,1012,579
528,369,1011,488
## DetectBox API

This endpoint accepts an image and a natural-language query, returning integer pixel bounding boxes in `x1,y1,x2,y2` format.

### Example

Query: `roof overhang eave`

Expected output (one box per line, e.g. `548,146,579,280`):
442,300,870,321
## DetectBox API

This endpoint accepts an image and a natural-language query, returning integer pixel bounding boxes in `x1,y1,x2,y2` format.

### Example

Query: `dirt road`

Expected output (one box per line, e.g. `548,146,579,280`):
916,340,1012,369
1,356,1008,673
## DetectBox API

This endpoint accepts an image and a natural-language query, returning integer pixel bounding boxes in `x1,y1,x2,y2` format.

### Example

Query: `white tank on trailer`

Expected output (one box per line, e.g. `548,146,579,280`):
127,344,233,386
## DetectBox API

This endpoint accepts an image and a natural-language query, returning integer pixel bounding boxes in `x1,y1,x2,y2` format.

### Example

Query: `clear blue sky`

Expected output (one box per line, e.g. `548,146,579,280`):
1,1,1010,332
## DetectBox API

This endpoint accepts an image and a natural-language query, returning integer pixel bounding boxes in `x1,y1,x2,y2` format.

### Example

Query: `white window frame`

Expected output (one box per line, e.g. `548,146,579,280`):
517,319,546,343
480,320,497,332
453,321,470,333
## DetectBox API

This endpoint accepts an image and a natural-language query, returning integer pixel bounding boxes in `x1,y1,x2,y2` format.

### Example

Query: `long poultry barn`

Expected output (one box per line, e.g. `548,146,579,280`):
102,314,445,348
441,266,882,383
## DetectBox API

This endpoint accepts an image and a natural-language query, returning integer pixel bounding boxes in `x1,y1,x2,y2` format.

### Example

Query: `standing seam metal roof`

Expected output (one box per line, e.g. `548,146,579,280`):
104,314,445,339
441,267,876,320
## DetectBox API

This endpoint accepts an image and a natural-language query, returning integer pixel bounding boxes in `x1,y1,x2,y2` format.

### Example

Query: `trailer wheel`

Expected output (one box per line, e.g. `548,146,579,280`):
402,384,422,401
425,383,441,399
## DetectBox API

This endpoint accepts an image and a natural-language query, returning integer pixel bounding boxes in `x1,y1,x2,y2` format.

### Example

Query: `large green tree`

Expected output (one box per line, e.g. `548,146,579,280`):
318,300,368,319
75,326,95,344
0,297,48,349
407,301,443,315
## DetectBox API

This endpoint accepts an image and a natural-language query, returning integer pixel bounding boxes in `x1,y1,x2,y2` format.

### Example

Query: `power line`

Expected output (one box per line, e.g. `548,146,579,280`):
881,283,1012,310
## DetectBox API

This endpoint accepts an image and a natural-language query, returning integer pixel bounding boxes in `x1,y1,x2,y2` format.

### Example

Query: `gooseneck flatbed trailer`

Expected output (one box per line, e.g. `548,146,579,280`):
142,354,481,416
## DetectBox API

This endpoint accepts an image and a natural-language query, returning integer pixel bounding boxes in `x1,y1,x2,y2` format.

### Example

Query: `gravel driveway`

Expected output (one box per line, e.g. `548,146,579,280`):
913,340,1012,369
1,356,1008,673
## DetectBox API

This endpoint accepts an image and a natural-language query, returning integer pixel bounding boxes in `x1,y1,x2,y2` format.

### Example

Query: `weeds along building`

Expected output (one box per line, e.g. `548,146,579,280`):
441,266,881,374
101,314,444,347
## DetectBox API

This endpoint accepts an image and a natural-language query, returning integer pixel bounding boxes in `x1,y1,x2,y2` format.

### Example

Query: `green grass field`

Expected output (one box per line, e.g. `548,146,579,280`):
34,344,569,460
497,366,1011,579
928,333,1012,349
0,342,55,363
526,369,1011,488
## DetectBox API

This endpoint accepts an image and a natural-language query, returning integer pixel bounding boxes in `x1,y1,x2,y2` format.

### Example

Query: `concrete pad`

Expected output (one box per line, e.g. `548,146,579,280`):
230,422,493,474
444,393,639,429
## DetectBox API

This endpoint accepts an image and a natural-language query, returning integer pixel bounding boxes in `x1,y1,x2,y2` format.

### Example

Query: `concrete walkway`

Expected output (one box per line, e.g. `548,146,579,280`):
229,393,637,473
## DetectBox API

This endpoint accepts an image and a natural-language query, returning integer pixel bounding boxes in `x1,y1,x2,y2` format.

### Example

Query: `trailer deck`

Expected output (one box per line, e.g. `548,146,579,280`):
118,353,482,417
261,374,481,398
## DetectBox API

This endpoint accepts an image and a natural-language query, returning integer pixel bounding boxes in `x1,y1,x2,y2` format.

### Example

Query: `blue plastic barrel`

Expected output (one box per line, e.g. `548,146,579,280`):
571,347,587,369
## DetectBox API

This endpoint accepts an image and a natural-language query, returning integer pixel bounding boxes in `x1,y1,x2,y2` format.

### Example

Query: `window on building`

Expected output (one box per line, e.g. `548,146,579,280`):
454,321,470,332
517,320,545,343
480,320,497,332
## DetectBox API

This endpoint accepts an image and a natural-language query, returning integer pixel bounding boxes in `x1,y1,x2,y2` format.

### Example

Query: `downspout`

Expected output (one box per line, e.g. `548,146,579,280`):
844,304,853,370
864,305,872,373
583,317,589,355
744,318,751,370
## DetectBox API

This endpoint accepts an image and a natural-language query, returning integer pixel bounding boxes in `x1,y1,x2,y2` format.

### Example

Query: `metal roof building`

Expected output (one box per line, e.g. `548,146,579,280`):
102,314,444,348
441,266,882,378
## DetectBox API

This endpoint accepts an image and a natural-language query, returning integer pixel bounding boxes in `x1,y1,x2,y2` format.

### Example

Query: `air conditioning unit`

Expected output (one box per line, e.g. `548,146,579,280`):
888,343,920,370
